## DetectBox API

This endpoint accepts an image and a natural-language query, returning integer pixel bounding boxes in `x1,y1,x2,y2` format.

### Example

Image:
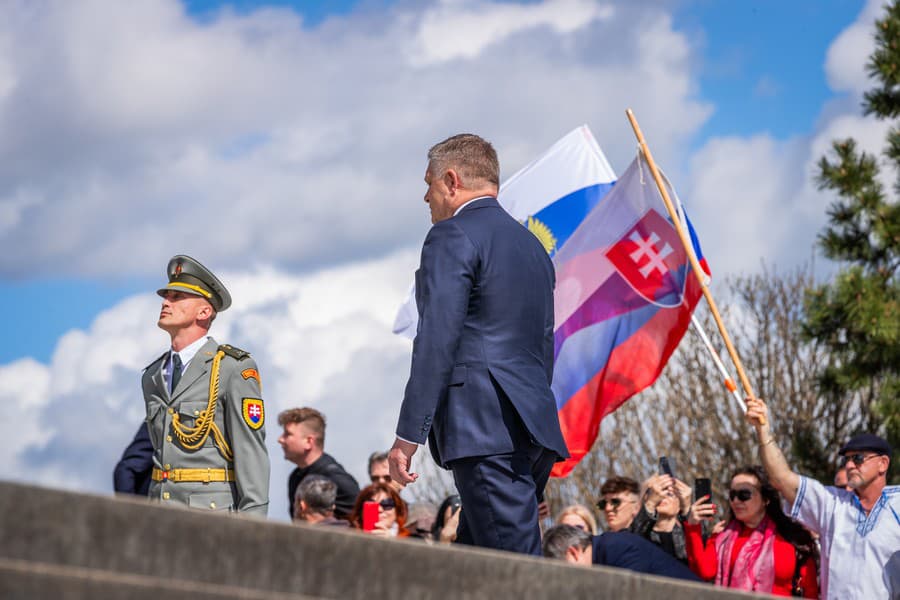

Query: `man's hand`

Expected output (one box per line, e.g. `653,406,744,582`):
389,438,419,485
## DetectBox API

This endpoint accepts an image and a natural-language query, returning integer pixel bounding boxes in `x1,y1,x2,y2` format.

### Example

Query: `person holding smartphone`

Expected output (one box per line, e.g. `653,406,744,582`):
348,482,410,538
683,464,818,597
629,473,693,563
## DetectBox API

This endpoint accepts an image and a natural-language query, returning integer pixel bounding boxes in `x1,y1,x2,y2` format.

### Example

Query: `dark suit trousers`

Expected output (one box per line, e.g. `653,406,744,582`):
449,418,556,556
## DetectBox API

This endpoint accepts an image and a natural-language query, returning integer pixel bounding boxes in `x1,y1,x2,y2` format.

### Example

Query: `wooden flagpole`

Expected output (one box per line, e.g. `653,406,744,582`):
625,108,757,408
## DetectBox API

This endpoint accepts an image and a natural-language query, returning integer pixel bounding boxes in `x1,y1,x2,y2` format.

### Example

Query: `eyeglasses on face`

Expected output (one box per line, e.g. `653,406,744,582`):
597,497,632,511
838,453,879,468
377,498,396,510
728,488,755,502
371,474,392,483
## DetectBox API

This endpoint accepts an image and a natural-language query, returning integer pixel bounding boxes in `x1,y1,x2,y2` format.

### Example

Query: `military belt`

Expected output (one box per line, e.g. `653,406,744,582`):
151,467,235,483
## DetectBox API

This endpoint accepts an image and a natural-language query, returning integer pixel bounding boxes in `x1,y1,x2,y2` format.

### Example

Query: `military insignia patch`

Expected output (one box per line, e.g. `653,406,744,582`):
241,368,261,385
242,398,264,430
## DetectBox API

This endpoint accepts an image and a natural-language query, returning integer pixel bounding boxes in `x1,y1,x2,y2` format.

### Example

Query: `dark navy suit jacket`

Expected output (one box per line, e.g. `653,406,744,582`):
113,422,153,496
593,531,700,582
396,197,568,466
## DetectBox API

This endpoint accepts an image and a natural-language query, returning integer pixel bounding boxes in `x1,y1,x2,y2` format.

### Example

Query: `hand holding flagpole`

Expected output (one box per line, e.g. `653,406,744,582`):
625,108,760,422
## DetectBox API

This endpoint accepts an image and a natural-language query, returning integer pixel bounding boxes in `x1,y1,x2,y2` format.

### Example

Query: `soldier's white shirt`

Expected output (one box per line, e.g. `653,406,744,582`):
163,335,209,390
790,475,900,600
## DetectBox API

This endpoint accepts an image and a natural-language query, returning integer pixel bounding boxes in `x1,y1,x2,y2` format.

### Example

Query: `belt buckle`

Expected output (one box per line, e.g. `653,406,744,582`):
162,470,169,481
202,468,211,483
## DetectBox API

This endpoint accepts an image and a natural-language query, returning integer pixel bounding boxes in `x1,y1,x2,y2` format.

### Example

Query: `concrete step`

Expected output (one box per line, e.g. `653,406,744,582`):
0,481,760,599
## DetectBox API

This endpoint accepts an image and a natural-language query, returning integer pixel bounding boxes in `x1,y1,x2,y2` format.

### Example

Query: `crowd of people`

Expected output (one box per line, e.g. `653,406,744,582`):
113,134,897,600
116,398,899,598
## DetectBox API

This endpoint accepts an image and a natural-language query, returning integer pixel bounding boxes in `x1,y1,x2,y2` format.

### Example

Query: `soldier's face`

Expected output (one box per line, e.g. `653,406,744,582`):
158,290,212,333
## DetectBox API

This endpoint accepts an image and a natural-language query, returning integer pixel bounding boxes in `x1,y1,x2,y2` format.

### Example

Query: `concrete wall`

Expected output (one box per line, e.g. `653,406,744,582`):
0,481,765,599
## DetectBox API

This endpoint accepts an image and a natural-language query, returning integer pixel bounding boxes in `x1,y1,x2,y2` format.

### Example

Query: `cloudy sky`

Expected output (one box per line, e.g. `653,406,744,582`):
0,0,886,519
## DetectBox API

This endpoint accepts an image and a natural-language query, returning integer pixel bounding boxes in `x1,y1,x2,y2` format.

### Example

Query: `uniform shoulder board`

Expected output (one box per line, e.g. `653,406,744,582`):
219,344,251,360
143,351,168,372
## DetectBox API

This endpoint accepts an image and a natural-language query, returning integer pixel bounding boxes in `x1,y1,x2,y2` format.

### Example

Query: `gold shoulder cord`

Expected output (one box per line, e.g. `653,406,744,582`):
171,350,234,462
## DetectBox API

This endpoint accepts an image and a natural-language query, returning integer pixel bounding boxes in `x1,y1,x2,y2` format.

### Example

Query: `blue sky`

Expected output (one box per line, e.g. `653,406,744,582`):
1,0,866,364
0,0,885,516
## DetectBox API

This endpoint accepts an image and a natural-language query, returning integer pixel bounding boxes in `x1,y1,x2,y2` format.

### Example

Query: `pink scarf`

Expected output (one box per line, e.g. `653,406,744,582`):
713,516,777,592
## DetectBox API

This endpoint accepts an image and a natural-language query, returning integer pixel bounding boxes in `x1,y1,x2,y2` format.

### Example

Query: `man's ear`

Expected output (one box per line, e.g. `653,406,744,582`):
877,455,890,476
565,545,581,564
443,168,461,194
196,301,213,321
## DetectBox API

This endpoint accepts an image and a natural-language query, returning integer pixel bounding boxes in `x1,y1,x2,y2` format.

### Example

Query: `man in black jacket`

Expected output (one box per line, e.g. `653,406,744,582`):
278,407,359,520
542,524,699,582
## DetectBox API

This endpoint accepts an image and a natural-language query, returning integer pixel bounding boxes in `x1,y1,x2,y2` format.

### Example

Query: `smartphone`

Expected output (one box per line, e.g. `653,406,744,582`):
658,456,674,477
362,501,379,531
694,478,712,502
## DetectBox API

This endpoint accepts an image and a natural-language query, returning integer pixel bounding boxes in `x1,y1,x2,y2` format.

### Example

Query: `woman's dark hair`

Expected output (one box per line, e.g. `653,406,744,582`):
728,465,817,560
431,494,462,539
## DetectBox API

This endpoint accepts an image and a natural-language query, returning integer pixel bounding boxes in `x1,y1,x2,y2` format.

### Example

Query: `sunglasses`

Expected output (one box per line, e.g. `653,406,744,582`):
371,474,392,483
838,453,879,468
728,488,755,502
377,498,396,510
597,497,632,511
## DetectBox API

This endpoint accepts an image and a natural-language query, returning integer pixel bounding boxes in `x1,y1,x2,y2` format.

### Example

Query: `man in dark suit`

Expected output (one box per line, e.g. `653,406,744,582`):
542,524,700,581
388,134,568,555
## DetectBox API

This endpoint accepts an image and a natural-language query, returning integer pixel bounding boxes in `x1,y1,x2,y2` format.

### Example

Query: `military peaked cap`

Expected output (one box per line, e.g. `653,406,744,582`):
156,255,232,312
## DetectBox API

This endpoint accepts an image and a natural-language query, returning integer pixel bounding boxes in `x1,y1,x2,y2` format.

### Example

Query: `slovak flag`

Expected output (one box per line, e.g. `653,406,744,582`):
392,125,617,338
550,154,709,477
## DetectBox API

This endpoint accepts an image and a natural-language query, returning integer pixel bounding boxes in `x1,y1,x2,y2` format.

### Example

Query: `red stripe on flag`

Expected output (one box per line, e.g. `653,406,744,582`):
551,276,703,478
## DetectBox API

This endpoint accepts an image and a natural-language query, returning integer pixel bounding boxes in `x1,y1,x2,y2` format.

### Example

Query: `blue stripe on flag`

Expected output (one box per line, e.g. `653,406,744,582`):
529,182,615,257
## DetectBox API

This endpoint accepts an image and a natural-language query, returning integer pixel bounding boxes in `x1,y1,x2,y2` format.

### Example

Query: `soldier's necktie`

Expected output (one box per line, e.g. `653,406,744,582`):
171,353,183,393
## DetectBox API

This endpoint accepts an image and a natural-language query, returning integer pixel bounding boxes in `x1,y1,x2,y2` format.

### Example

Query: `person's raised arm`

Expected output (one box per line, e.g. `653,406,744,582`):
745,397,800,504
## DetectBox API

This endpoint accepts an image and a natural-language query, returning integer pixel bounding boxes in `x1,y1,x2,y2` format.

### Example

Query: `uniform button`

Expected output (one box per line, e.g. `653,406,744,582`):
167,408,174,415
162,492,170,500
164,464,171,470
166,435,172,442
209,502,216,509
194,410,200,416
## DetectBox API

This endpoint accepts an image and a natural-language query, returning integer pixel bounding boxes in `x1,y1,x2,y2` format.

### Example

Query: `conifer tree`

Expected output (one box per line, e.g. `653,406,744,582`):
805,1,900,472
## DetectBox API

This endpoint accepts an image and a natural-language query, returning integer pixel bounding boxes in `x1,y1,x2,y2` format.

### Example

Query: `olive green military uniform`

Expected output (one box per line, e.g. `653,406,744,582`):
142,339,269,515
143,255,269,516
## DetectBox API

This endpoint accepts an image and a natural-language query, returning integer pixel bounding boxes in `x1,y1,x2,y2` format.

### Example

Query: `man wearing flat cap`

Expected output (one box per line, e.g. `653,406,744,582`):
141,255,269,515
746,398,899,600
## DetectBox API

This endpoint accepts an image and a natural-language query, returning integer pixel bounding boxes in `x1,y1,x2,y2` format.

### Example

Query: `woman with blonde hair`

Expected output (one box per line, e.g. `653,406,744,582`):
555,504,598,535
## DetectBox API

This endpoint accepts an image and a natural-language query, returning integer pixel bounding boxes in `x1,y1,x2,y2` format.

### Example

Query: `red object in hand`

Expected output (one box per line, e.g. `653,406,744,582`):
362,501,379,531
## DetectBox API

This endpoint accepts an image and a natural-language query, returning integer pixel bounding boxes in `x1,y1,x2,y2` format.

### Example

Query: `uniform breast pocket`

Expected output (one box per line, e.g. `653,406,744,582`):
188,491,234,512
178,401,209,427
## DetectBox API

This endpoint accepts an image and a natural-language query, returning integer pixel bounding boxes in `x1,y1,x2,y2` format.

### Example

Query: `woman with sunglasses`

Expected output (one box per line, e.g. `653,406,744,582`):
349,482,410,538
684,465,818,597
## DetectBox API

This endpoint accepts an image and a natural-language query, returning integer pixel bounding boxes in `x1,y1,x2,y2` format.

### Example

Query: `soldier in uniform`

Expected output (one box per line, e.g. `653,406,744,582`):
142,255,269,516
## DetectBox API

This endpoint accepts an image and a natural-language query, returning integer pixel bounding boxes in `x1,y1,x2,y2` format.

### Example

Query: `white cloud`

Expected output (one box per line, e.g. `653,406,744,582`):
0,0,708,278
684,0,891,278
824,0,882,95
0,250,418,520
411,0,614,66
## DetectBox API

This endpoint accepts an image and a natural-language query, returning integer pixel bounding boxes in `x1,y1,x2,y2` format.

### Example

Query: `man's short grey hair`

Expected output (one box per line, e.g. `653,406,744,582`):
542,524,592,559
427,134,499,188
295,475,337,516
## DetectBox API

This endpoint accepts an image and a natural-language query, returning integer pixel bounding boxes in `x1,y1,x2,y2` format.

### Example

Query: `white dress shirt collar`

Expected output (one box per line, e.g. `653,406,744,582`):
453,195,494,217
171,335,210,369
